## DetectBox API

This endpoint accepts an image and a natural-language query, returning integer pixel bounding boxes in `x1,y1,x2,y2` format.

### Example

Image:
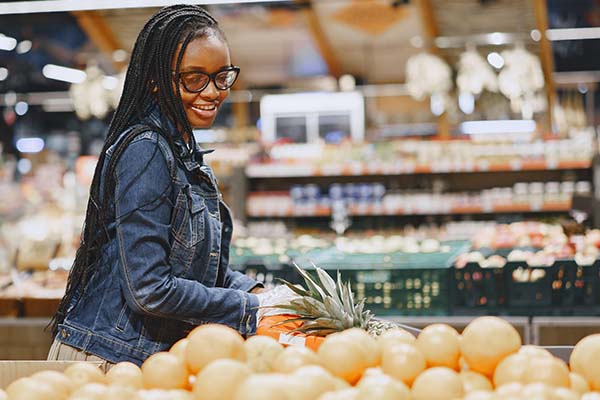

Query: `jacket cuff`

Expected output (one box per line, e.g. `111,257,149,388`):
230,273,263,292
241,292,260,336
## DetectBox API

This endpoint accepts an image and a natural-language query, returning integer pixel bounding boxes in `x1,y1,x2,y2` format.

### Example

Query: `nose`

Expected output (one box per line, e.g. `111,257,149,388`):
199,80,219,101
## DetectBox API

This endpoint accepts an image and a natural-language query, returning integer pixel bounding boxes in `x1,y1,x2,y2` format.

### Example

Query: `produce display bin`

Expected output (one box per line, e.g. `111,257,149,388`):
450,263,507,315
296,241,470,316
554,260,600,315
500,260,555,315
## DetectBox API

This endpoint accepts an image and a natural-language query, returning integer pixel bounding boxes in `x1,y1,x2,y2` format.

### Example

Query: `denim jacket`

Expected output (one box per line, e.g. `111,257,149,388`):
56,106,261,365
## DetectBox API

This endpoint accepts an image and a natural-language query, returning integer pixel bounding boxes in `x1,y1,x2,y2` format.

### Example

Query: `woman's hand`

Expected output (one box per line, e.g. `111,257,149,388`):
250,286,267,294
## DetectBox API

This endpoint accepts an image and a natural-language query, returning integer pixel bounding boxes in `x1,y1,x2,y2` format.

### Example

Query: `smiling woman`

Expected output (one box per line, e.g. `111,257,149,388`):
46,4,268,367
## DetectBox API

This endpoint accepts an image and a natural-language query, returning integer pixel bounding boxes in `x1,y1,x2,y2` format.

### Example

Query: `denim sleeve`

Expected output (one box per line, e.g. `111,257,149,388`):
224,269,263,292
113,134,258,335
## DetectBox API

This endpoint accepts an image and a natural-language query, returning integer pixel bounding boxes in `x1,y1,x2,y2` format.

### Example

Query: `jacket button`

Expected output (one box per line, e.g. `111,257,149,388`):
60,329,69,338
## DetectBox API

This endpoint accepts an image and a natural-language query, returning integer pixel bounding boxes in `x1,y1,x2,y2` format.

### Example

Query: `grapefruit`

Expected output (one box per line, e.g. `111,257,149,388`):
416,324,460,370
141,352,187,390
411,367,464,400
192,359,251,400
459,317,521,376
185,324,246,374
380,343,426,386
106,361,143,389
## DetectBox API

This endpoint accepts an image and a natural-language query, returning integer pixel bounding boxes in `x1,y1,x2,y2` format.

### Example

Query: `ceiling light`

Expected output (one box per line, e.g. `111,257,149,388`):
112,49,128,63
546,27,600,41
15,101,28,116
42,64,86,84
0,67,7,81
530,29,542,42
410,36,424,48
0,35,17,51
16,137,44,153
16,40,32,54
487,52,504,69
17,158,32,174
488,32,508,45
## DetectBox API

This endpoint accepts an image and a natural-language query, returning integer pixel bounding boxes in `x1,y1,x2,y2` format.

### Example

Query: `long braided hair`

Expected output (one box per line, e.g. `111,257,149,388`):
50,5,226,335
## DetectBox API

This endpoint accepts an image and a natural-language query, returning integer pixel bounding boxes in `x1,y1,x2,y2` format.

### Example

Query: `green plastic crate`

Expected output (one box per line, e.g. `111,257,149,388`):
296,241,469,316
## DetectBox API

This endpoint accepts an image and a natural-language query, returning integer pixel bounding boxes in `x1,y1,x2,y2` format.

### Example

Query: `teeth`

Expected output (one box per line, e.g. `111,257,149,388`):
193,105,216,111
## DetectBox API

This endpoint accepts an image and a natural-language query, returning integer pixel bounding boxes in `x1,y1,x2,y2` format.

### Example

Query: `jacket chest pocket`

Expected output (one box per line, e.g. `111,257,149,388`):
171,188,206,249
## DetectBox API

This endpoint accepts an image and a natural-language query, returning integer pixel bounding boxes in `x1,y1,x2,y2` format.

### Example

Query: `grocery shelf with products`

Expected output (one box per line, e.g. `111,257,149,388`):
243,134,596,226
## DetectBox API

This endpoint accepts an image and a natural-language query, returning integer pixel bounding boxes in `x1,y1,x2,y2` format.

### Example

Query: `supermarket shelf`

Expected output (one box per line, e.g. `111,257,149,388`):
0,317,49,327
247,200,572,218
245,159,591,178
531,316,600,346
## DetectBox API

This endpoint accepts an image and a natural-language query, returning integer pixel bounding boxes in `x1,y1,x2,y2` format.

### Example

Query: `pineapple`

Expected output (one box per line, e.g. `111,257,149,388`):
265,264,407,337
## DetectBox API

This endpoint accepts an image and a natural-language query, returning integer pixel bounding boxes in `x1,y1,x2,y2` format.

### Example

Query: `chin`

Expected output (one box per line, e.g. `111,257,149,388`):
190,120,214,129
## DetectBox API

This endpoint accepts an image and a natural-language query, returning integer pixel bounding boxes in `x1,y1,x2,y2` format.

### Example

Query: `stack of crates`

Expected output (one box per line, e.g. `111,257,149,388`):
296,241,470,316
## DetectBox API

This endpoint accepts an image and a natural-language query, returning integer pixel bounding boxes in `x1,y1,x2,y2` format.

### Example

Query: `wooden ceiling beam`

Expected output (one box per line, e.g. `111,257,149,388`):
533,0,556,134
414,0,450,138
415,0,443,57
296,0,343,78
71,10,126,70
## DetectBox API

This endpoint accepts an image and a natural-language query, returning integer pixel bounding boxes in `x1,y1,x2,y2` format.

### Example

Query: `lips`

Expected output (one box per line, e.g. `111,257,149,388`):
189,103,218,120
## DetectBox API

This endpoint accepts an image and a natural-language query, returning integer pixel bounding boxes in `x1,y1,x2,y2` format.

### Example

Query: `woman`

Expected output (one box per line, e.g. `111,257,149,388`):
48,4,272,367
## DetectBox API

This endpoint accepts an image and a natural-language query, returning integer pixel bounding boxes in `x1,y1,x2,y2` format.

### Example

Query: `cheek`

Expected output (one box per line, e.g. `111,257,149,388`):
218,90,229,103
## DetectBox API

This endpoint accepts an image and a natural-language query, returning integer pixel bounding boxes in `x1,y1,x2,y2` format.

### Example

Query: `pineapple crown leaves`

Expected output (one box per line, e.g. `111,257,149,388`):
264,262,374,334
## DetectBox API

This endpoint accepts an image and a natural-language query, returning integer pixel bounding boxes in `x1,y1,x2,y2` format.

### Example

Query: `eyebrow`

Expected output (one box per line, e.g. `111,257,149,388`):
178,64,233,73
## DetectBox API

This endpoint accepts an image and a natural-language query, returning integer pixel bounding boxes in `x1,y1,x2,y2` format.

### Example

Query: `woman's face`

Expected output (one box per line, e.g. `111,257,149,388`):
174,33,231,129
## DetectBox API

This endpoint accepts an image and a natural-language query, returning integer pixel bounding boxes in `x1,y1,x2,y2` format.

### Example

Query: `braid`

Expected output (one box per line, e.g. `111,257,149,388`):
50,4,225,336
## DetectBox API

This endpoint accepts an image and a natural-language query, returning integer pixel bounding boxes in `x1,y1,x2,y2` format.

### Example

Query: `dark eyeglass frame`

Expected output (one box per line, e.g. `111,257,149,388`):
173,66,240,93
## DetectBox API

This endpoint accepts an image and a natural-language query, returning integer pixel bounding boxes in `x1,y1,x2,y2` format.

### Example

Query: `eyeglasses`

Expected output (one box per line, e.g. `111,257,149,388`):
174,66,240,93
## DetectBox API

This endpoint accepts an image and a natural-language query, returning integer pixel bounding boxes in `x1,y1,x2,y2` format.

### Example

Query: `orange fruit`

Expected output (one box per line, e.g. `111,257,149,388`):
459,316,521,376
554,387,581,400
339,328,381,368
141,351,188,390
244,335,284,373
64,362,106,388
273,345,319,373
193,359,251,400
68,383,108,400
285,365,338,400
380,343,426,386
459,370,493,393
317,333,368,384
494,353,569,388
376,328,416,349
233,373,292,400
185,324,246,374
416,324,460,370
169,338,189,366
106,361,143,389
105,385,137,400
571,372,591,395
5,377,56,400
356,374,411,400
462,391,496,400
316,388,358,400
570,334,600,390
30,370,74,399
411,367,464,400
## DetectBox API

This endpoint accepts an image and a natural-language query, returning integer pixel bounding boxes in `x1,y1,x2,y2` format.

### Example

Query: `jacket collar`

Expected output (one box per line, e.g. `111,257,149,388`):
143,102,215,172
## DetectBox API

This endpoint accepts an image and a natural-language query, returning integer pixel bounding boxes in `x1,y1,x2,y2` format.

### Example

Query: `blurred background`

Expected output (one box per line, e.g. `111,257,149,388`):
0,0,599,359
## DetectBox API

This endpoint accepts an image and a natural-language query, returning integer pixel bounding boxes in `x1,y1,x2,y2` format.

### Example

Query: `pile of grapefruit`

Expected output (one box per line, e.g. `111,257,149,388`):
2,316,600,399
